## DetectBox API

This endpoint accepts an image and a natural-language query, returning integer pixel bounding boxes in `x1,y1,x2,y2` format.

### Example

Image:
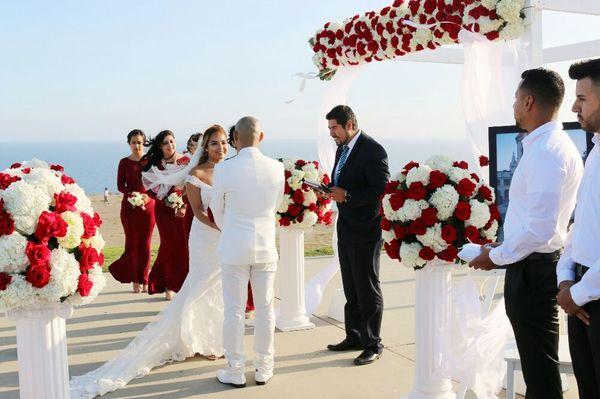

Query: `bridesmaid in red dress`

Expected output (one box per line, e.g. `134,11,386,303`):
141,130,190,300
109,130,156,294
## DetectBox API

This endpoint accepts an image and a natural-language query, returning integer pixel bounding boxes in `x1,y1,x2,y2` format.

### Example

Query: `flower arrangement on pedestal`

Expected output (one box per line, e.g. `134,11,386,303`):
309,0,526,80
381,155,500,269
0,159,107,311
277,159,334,228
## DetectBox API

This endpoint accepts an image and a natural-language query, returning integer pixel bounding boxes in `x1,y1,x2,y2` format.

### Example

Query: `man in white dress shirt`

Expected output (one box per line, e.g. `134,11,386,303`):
470,68,584,399
556,58,600,399
211,116,285,388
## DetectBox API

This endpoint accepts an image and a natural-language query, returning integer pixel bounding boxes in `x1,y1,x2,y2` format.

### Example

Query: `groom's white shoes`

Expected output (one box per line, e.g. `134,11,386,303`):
255,369,273,385
217,368,246,388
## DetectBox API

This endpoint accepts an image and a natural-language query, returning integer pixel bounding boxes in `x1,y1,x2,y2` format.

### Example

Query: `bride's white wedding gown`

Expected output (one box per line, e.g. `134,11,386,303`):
70,177,223,398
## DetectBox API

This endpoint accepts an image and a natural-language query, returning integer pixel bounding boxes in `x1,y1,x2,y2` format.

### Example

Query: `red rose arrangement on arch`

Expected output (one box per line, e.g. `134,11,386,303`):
381,155,500,269
0,159,107,311
309,0,526,80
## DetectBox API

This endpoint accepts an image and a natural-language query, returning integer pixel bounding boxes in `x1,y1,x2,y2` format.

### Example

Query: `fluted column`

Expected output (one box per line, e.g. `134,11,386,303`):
7,302,73,399
276,228,315,331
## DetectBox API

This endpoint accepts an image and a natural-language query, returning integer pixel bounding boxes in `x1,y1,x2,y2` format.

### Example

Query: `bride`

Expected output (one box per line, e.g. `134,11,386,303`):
70,125,230,398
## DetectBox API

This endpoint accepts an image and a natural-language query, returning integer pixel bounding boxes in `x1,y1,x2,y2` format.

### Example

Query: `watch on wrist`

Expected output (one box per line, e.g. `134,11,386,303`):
344,191,351,203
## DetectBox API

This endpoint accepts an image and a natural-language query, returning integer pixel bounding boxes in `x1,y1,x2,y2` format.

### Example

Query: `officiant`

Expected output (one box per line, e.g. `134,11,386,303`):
324,105,390,366
469,68,584,399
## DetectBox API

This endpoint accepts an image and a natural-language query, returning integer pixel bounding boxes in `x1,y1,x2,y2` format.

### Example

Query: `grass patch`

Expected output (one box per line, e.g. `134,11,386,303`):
101,245,334,271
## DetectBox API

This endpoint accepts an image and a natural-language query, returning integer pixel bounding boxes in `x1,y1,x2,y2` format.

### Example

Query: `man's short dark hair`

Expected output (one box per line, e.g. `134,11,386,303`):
569,58,600,86
520,68,565,109
326,105,358,130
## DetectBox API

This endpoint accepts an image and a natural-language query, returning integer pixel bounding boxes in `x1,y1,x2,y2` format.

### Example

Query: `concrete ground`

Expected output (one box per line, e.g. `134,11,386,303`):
0,256,578,398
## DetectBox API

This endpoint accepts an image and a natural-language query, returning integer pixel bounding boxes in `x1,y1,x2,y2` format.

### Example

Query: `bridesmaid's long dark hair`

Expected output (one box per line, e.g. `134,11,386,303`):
141,130,175,172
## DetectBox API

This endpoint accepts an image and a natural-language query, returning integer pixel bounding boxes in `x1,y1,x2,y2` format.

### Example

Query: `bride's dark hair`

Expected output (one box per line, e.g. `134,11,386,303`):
198,125,226,165
141,130,175,171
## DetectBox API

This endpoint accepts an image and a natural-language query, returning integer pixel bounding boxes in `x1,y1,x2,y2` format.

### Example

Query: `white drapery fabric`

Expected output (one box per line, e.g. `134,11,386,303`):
141,147,202,200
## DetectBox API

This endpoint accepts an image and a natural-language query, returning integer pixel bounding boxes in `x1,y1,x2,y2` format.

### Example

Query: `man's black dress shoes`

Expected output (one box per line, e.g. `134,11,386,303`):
326,339,363,352
353,348,383,365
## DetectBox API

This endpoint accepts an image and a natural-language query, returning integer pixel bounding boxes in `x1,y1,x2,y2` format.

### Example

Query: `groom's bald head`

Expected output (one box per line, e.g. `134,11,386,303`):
235,116,263,148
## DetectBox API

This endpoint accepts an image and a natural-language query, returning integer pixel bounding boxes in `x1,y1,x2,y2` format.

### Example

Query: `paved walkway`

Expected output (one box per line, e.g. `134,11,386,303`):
0,256,578,398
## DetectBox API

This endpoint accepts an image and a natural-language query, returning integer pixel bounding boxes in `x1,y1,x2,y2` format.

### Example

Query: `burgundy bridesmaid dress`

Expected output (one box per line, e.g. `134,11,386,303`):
147,156,190,294
109,158,156,285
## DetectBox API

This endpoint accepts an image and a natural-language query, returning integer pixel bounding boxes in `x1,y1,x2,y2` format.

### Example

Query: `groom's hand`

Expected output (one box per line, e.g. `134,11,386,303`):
330,187,347,203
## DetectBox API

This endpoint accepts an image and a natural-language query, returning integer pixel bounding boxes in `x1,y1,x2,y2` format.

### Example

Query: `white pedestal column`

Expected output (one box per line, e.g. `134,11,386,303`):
7,302,73,399
404,261,456,399
276,228,315,331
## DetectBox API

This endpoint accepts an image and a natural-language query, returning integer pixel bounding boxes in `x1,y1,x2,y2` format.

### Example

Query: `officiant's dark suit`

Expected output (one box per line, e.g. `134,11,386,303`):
325,105,390,366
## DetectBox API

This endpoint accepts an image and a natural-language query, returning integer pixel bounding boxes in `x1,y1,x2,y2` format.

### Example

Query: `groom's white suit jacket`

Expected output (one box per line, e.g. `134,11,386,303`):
211,147,285,266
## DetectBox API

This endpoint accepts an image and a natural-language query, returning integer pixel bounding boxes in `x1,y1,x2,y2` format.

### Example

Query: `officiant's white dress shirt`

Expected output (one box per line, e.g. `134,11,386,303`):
557,134,600,306
333,130,362,179
489,121,584,266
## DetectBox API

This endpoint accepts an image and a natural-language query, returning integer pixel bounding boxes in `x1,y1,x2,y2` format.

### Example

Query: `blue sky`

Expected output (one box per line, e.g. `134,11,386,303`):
0,1,598,142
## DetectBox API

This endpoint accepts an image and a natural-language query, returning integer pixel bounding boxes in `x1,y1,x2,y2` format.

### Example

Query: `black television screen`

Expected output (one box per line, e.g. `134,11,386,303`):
488,122,594,240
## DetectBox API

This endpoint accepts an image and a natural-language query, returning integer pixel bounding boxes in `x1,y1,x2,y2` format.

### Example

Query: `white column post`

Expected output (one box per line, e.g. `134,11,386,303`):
7,302,73,399
404,261,456,399
524,0,544,68
276,228,315,331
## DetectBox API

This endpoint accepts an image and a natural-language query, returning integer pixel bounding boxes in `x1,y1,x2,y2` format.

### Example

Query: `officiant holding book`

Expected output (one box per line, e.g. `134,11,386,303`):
324,105,390,366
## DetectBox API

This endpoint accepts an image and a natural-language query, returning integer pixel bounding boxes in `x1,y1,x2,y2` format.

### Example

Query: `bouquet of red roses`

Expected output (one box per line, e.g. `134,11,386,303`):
381,155,500,269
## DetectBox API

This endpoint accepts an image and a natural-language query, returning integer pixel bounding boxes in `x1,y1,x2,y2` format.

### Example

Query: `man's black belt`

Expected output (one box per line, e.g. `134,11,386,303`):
525,250,561,261
576,263,590,278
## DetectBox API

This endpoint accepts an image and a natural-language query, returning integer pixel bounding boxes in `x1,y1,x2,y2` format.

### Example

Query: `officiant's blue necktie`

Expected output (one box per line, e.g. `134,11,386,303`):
334,145,350,185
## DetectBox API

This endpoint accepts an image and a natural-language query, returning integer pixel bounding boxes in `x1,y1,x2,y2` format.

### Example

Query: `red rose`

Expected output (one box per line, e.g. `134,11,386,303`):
25,264,51,288
0,209,15,236
456,178,477,198
78,245,99,271
428,170,447,189
470,173,480,183
321,210,333,225
419,246,436,261
478,186,493,201
26,242,51,267
284,182,292,195
322,174,331,186
453,161,469,169
50,164,64,172
0,272,12,291
437,245,458,262
308,203,318,212
381,218,392,231
479,155,489,167
35,211,68,241
409,218,427,235
454,201,471,221
441,225,458,244
54,191,78,213
403,161,420,174
389,191,406,211
61,174,75,185
22,168,31,174
292,190,305,205
393,223,409,240
296,160,307,167
0,173,21,190
288,205,302,217
78,273,93,297
384,239,400,260
406,182,426,201
463,226,480,243
93,212,103,227
98,252,105,266
421,208,438,227
385,180,400,194
10,162,22,169
284,170,292,179
489,203,501,221
80,213,97,239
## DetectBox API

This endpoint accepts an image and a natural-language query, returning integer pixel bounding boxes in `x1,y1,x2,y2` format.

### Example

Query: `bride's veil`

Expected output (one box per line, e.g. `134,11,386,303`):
141,148,202,200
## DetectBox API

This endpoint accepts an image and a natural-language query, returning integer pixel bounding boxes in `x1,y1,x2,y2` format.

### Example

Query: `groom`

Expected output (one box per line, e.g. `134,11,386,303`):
211,116,285,388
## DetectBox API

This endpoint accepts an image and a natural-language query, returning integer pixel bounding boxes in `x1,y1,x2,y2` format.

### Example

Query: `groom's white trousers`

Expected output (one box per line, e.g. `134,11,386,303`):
221,262,277,375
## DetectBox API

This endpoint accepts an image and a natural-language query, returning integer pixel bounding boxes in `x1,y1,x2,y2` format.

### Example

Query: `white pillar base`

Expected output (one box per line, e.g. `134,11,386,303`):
404,261,456,399
276,228,315,332
7,302,73,399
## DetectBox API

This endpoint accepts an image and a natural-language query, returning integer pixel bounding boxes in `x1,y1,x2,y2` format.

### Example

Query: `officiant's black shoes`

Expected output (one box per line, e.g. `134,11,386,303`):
327,339,363,352
353,348,383,366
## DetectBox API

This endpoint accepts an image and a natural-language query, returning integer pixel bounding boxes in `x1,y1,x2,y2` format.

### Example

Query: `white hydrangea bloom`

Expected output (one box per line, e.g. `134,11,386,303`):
21,158,49,169
392,172,406,184
287,170,305,191
482,0,499,9
382,228,396,244
0,275,37,312
69,265,107,306
38,248,80,303
0,233,29,273
478,17,504,34
497,0,524,24
406,165,432,186
466,199,492,229
302,190,318,207
81,233,106,253
0,180,51,235
448,167,471,184
429,185,460,221
58,211,84,250
417,224,449,253
382,194,398,221
397,200,429,223
64,183,93,215
298,210,319,228
499,22,525,40
483,220,499,240
22,168,63,199
425,156,454,173
400,242,426,269
278,195,293,214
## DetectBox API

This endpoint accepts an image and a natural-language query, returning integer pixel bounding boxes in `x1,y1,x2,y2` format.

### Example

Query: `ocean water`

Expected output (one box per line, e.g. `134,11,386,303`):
0,138,472,194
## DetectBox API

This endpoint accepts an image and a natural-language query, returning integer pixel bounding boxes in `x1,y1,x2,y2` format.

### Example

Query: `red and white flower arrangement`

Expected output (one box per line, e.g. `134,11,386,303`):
0,159,107,311
165,189,185,212
309,0,526,80
381,155,500,269
127,191,147,210
277,159,334,228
